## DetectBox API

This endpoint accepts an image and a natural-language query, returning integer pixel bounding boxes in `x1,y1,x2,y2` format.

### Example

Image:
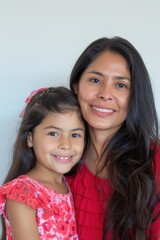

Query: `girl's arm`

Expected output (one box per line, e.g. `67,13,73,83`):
6,199,40,240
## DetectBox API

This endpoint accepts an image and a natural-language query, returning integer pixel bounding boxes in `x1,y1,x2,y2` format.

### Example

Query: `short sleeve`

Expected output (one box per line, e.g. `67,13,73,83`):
0,191,6,214
0,177,49,210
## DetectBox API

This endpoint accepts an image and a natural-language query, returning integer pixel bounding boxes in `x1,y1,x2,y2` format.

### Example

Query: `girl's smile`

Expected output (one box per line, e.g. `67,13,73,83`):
28,111,85,177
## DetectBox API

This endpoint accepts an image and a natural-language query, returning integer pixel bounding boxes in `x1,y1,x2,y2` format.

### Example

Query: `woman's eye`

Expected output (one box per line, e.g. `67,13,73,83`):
90,78,101,84
117,83,127,89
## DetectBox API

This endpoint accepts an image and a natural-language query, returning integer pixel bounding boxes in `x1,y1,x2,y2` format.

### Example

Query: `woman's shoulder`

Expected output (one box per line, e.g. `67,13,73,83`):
155,143,160,156
154,144,160,167
152,144,160,185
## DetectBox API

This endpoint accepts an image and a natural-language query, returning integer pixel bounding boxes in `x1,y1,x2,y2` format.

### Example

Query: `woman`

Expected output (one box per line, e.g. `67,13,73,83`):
67,37,160,240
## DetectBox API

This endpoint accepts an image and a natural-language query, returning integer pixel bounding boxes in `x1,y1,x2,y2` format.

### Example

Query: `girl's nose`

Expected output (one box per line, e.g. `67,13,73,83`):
58,136,71,150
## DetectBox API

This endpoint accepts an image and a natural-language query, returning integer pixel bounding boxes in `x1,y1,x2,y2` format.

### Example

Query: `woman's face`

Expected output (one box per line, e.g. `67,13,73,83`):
74,51,131,135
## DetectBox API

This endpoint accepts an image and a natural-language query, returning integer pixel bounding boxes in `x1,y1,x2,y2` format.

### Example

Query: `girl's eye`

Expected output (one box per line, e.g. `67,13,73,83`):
90,78,101,84
72,133,81,138
48,132,59,137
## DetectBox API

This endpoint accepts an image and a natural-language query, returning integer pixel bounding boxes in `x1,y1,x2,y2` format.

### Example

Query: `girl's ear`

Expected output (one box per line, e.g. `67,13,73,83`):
27,132,33,148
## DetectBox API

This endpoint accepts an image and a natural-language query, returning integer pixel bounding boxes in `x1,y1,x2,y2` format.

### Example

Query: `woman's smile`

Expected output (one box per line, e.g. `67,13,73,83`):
75,51,131,134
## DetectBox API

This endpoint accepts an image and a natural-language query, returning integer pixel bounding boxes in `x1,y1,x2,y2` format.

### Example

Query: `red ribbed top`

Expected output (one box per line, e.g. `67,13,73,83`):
67,145,160,239
67,164,112,240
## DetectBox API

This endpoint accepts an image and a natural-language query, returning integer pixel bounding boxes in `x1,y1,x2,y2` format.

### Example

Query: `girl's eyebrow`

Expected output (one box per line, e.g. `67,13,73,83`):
87,70,131,81
44,126,85,132
44,126,61,130
71,128,85,132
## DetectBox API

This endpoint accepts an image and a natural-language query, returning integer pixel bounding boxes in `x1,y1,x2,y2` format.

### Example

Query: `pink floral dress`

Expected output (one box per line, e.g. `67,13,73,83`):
0,175,79,240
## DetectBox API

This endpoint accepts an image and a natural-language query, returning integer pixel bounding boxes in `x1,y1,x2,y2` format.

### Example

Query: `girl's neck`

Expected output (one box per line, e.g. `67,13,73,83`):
26,167,68,194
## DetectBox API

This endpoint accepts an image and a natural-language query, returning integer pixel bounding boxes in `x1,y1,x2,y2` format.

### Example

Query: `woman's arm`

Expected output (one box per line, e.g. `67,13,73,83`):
6,199,40,240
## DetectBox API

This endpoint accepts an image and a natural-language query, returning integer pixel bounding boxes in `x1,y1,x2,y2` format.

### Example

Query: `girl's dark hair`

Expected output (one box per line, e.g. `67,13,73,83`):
70,37,160,240
1,86,87,240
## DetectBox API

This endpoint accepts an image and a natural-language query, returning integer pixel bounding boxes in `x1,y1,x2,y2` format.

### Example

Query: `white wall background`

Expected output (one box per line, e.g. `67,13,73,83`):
0,0,160,188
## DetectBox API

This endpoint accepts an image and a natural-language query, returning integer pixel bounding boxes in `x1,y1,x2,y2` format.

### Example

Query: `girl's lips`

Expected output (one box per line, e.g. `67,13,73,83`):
53,155,73,163
56,155,72,160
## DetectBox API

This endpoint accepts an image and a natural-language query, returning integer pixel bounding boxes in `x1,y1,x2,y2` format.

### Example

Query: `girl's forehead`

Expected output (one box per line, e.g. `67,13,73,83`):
42,111,83,123
34,111,85,132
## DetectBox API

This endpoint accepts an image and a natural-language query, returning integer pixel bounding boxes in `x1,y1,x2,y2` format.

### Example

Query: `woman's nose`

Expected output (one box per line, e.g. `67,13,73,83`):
97,84,113,101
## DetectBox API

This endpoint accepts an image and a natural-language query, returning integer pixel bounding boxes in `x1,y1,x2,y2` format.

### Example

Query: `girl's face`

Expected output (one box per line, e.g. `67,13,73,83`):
74,51,131,136
27,111,85,176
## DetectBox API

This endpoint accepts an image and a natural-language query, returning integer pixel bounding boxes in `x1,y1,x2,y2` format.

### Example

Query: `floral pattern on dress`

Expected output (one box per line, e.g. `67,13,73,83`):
0,176,79,240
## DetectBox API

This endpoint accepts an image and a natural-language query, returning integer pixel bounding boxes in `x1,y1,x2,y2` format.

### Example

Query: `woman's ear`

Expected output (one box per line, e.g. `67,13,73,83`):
27,132,33,148
72,83,79,95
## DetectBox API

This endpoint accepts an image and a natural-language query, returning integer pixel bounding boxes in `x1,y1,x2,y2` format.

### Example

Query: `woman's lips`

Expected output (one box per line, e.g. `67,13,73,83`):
91,105,115,113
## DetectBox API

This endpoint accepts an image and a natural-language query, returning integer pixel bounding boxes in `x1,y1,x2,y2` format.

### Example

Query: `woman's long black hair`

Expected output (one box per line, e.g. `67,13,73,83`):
70,37,160,240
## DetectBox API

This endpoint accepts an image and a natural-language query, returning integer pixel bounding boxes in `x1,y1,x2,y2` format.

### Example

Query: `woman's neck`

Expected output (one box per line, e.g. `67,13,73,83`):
85,127,113,178
88,127,113,155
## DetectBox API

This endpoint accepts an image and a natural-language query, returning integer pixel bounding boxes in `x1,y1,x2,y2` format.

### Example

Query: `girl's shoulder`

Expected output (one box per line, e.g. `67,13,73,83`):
0,176,49,209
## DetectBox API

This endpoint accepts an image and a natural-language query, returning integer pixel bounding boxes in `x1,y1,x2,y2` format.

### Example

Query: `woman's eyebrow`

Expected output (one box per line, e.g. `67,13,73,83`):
87,71,104,77
87,70,130,81
115,75,131,81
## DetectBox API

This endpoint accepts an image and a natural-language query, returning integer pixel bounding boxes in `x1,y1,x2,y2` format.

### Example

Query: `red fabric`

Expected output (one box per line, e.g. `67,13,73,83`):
67,145,160,240
67,164,112,240
0,176,79,240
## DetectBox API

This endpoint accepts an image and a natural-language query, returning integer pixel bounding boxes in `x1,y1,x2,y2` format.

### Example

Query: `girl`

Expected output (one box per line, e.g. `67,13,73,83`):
67,37,160,240
0,87,86,240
